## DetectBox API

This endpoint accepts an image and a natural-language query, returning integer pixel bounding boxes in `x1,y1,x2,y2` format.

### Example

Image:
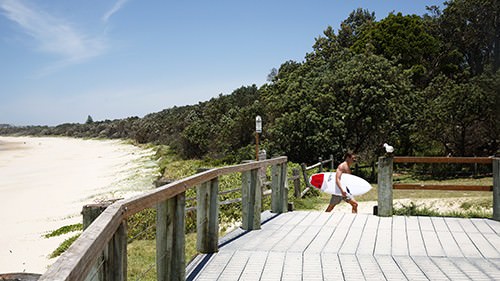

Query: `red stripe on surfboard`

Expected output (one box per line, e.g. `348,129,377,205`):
309,173,324,188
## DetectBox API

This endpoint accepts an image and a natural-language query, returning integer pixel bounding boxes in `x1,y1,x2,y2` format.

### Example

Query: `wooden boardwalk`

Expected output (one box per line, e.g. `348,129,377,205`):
187,211,500,281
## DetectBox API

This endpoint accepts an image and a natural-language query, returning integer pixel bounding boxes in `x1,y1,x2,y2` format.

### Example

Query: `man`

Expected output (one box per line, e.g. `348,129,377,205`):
325,152,359,213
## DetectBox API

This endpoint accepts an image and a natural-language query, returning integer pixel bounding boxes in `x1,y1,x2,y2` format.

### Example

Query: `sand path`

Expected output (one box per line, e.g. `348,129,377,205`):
0,136,160,274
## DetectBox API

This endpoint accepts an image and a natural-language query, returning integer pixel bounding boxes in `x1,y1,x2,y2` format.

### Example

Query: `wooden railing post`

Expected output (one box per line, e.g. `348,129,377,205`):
106,221,127,281
82,203,107,281
156,193,186,281
318,157,323,172
271,162,288,213
242,168,261,230
82,202,126,281
377,156,393,217
292,168,301,198
330,154,334,171
493,158,500,221
196,178,219,253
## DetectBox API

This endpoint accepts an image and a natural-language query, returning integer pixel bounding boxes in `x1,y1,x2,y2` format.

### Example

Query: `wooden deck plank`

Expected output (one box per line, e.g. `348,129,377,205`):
458,218,480,233
374,217,392,256
190,212,500,281
338,215,368,255
483,233,500,250
193,252,234,281
435,230,464,258
471,218,496,234
356,215,379,256
451,257,492,280
430,257,471,280
444,218,464,232
320,253,344,281
421,230,446,257
259,251,285,281
287,213,327,253
304,213,343,254
406,216,428,256
238,251,268,281
467,232,500,258
339,254,365,280
375,255,408,281
357,255,387,281
411,256,450,280
281,252,302,281
322,214,355,254
392,256,428,281
217,251,251,281
391,216,408,256
302,252,323,281
468,258,500,280
484,219,500,234
430,217,449,232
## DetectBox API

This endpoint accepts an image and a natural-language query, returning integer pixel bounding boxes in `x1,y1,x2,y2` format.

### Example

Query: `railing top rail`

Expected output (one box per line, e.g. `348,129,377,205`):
39,156,287,281
393,156,493,164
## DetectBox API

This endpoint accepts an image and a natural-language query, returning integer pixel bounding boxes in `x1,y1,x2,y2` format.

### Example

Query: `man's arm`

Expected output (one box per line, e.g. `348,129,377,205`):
335,165,347,197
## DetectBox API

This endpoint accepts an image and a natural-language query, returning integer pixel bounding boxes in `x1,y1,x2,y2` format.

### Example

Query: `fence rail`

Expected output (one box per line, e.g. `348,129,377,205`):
39,156,288,281
393,156,493,164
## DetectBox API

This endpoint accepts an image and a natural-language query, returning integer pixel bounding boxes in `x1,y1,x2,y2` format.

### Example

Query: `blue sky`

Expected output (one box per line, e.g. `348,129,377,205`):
0,0,444,126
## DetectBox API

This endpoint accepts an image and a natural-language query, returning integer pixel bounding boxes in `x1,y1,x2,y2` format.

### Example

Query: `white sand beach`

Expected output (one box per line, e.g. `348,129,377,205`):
0,136,160,274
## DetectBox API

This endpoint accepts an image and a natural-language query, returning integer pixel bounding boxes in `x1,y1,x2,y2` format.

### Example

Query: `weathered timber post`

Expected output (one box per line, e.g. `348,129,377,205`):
330,154,334,171
318,157,323,172
82,203,107,281
242,168,261,230
281,162,288,212
106,221,127,281
196,178,219,253
493,158,500,221
292,168,301,198
377,156,393,217
156,189,186,281
82,201,126,281
271,162,288,213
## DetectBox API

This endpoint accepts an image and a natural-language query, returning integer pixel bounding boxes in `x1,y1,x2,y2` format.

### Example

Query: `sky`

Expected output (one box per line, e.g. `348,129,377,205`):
0,0,445,126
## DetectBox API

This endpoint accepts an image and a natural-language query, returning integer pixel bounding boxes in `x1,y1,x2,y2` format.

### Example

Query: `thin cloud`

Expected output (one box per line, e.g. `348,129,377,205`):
102,0,128,23
0,0,107,64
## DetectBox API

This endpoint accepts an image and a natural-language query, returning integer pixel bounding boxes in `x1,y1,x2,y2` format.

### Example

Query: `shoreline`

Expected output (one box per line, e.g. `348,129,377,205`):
0,136,160,274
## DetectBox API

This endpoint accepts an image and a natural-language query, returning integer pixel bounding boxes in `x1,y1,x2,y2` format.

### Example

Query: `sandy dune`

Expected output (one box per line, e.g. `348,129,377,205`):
0,136,160,274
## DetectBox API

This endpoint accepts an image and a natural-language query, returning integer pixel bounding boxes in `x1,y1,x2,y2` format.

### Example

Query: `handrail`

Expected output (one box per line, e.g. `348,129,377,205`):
39,156,287,281
393,156,493,164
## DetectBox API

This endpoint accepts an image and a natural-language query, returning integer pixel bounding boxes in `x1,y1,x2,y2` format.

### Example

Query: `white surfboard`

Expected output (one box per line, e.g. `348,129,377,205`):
309,172,372,196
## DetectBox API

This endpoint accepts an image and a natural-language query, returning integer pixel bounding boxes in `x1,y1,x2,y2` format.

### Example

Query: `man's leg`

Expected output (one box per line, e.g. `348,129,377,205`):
325,204,336,212
347,198,358,213
326,195,342,212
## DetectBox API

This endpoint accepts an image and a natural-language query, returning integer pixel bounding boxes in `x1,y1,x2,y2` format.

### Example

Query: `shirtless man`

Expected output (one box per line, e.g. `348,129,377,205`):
325,152,359,213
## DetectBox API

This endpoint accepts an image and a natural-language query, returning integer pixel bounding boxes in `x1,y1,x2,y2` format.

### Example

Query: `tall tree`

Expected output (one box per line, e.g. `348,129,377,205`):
338,8,376,48
352,13,441,86
439,0,500,74
85,115,94,124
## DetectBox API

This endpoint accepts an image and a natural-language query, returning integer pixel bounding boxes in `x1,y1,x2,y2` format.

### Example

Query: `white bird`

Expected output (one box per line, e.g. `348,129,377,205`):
383,143,394,153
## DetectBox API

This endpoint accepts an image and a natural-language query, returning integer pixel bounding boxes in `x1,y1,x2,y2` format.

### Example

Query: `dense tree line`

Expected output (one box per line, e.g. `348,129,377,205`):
1,0,498,164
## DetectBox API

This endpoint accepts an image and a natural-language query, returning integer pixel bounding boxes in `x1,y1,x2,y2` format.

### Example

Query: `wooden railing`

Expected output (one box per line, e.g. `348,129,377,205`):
297,156,335,198
377,156,500,221
39,156,288,281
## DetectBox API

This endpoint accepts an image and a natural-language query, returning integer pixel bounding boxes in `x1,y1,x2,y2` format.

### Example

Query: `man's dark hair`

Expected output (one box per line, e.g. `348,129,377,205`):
344,152,354,160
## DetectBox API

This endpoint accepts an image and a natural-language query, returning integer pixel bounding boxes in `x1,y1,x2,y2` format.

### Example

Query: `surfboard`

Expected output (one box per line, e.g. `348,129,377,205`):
309,172,372,196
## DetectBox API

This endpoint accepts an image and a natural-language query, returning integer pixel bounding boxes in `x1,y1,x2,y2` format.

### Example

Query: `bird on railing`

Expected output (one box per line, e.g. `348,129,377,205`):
383,143,394,156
